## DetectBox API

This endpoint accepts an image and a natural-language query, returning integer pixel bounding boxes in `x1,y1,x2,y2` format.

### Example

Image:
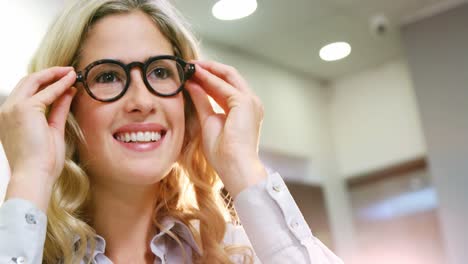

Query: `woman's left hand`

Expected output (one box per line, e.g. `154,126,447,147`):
185,61,267,198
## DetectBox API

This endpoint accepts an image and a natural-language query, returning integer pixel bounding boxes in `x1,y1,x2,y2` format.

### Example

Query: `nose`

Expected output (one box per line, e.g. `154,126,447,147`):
123,68,156,115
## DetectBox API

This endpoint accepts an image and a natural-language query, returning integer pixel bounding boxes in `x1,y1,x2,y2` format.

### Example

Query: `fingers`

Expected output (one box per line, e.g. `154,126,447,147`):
48,87,77,135
34,71,77,106
185,80,216,123
192,64,239,101
192,60,251,93
9,67,74,99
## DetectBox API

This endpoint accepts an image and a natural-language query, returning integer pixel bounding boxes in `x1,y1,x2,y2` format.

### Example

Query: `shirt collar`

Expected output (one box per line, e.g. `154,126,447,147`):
150,217,202,256
73,216,201,260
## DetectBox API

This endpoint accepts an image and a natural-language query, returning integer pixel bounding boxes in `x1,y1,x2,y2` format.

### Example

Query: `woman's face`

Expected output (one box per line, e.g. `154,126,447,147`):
72,11,185,186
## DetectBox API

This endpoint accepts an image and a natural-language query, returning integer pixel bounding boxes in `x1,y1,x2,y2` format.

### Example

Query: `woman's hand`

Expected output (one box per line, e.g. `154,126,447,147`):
0,67,77,211
185,61,267,198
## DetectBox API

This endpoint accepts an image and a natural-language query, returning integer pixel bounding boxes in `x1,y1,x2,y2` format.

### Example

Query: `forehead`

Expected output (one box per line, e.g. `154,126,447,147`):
78,11,174,68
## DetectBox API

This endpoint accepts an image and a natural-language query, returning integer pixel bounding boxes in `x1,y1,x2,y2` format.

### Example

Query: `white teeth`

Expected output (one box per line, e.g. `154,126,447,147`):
136,132,143,141
144,131,151,141
154,132,161,141
152,132,161,141
116,131,163,143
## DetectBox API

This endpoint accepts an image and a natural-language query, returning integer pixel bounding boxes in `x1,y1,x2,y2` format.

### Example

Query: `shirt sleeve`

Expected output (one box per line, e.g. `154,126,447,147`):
0,198,48,264
231,171,344,264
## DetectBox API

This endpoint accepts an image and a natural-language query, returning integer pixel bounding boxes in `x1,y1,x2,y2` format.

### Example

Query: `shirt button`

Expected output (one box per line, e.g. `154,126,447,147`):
25,213,37,225
12,256,26,263
272,184,282,192
163,254,167,262
289,219,300,229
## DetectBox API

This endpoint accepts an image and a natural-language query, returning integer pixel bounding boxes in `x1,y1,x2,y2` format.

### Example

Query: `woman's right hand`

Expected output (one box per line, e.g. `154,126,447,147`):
0,67,77,211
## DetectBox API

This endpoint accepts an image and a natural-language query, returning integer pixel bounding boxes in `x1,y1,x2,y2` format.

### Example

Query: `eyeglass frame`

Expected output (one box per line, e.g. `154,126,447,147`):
75,55,196,102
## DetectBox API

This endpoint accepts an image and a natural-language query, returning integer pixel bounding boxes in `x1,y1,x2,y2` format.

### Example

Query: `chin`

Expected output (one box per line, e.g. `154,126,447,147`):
118,163,173,185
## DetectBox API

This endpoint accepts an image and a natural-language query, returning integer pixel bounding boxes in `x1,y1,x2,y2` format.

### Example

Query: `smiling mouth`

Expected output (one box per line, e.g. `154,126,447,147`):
113,130,167,143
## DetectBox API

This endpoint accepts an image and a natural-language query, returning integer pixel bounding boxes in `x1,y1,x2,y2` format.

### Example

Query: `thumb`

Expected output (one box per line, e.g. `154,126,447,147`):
47,86,77,135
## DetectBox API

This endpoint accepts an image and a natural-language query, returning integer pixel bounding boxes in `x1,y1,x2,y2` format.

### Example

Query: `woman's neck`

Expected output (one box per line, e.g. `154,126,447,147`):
89,180,158,263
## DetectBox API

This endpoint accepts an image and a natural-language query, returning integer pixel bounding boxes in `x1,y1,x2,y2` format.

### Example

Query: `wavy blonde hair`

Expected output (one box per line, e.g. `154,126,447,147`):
29,0,252,263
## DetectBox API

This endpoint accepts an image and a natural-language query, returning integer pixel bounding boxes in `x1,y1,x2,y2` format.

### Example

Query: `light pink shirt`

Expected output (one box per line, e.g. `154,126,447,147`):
0,171,343,264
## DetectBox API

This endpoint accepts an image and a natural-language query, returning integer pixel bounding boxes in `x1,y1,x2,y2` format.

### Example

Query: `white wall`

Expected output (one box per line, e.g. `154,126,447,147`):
329,59,427,178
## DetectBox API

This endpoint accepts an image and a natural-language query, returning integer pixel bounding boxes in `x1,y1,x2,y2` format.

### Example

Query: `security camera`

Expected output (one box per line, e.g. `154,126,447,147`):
369,14,390,36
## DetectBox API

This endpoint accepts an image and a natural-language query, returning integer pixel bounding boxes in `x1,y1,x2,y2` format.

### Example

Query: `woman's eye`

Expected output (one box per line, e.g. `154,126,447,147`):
150,67,171,80
96,72,119,83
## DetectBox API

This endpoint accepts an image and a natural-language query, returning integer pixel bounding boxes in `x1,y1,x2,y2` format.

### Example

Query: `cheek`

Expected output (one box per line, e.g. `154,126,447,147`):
169,93,186,123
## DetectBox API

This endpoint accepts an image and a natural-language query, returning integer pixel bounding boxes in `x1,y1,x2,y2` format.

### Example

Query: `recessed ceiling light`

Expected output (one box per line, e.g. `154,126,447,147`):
212,0,257,21
319,42,352,61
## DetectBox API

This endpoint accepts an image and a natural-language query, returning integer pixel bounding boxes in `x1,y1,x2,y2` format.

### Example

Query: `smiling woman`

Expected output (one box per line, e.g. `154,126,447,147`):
0,0,342,264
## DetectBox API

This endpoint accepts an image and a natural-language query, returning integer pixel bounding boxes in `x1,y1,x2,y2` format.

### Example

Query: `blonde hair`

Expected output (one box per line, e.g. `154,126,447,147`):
29,0,252,263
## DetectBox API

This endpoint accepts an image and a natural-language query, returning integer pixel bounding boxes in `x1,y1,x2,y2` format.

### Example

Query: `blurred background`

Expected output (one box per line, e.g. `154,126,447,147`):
1,0,467,263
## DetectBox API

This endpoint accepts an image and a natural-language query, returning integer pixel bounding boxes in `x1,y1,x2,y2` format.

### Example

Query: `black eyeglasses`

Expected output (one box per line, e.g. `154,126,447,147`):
75,55,195,102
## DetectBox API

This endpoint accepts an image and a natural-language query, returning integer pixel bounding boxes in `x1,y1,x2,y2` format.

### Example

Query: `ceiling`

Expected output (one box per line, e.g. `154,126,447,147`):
172,0,461,81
